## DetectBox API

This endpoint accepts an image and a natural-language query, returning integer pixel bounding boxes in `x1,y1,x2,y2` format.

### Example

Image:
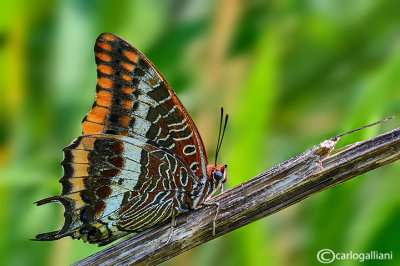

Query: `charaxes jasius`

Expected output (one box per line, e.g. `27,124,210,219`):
35,33,228,246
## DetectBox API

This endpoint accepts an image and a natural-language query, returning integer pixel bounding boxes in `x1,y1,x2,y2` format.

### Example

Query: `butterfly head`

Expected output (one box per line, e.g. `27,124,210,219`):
206,164,228,192
211,164,227,184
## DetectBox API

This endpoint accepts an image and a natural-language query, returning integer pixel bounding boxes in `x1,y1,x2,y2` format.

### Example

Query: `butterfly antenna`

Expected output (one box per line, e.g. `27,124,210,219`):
218,115,228,154
215,109,229,165
215,108,224,166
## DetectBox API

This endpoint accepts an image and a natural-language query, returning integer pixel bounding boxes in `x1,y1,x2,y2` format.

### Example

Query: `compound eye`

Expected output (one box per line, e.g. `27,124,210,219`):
213,170,223,182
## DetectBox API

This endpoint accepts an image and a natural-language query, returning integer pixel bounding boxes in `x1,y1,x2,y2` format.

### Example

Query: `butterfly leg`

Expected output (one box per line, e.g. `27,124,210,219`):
166,207,189,244
201,202,219,236
167,208,177,244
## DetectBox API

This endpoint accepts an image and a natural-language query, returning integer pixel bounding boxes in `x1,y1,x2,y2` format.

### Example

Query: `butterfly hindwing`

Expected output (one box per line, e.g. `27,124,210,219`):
36,133,197,245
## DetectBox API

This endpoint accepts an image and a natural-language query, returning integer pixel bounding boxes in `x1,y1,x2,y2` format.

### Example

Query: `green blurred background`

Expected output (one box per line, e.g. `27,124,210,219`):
1,0,399,265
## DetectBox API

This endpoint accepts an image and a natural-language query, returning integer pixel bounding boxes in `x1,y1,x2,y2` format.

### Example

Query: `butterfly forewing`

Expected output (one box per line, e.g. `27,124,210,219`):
83,33,208,178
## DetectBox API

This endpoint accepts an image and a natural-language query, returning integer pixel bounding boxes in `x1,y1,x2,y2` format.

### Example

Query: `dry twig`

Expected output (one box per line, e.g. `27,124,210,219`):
74,126,400,265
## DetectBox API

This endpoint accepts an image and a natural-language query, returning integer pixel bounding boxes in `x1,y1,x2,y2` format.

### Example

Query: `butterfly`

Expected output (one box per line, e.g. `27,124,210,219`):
34,33,228,246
